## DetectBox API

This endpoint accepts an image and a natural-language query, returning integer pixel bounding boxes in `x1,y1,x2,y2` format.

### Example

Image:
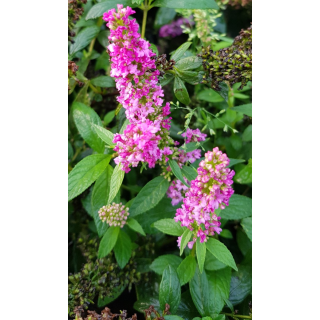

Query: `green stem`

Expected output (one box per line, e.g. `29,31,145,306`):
203,109,235,132
88,38,96,55
141,0,148,39
88,82,100,94
221,313,252,319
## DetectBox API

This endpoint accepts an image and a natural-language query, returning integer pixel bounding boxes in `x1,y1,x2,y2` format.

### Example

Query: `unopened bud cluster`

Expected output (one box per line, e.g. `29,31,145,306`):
68,0,87,42
198,25,252,90
99,202,129,228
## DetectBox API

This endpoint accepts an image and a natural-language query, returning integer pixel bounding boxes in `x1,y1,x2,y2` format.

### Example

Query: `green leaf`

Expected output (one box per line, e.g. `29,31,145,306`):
69,26,100,55
229,265,252,306
119,118,129,134
135,198,179,234
104,110,115,126
150,254,183,275
197,88,224,103
212,316,225,320
231,104,252,117
228,158,245,167
153,218,184,236
97,29,110,48
86,0,136,20
81,188,93,216
180,228,193,255
204,252,226,271
230,135,242,151
168,160,190,187
159,265,181,314
175,56,202,71
176,69,199,85
236,229,251,256
217,82,229,102
180,141,200,153
241,217,252,242
91,165,113,237
150,43,159,56
153,0,219,9
129,176,170,217
233,93,250,100
174,76,190,105
206,238,237,271
181,166,197,181
93,124,115,146
68,141,74,160
220,229,233,239
97,284,126,306
189,266,210,317
171,42,192,62
95,51,110,71
91,75,115,88
72,102,105,153
68,154,111,201
177,291,200,319
134,296,161,314
126,218,146,236
235,159,252,184
207,268,232,314
177,255,197,286
98,226,120,258
114,229,132,268
107,164,125,204
242,125,252,142
154,7,176,29
164,316,184,320
222,194,252,220
160,73,174,86
196,238,206,273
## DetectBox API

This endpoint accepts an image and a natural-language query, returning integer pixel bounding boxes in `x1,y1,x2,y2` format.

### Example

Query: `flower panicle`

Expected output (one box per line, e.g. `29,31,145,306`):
174,147,235,248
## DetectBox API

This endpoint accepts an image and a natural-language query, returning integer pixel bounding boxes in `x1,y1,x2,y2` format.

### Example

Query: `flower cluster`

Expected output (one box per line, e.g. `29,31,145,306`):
99,202,129,228
181,128,207,143
167,177,190,205
175,147,235,248
159,17,194,38
103,5,175,172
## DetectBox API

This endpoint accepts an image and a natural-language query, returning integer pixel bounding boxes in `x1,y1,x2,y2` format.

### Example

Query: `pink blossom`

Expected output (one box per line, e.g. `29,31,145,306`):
174,147,235,248
103,5,175,172
181,128,207,143
167,178,190,205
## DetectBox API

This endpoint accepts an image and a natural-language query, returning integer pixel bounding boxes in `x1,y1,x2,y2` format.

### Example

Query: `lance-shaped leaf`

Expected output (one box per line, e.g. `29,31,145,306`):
68,154,111,201
107,164,125,204
206,238,238,271
129,176,169,217
168,159,190,187
91,165,113,237
72,102,105,153
159,265,181,314
98,226,120,258
174,76,190,105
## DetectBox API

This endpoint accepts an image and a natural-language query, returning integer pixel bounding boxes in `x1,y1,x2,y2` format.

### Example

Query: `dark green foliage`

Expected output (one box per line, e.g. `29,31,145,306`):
68,234,141,316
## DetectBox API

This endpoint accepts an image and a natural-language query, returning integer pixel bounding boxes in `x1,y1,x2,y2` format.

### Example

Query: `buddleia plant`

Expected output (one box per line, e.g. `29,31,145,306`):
198,25,252,90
